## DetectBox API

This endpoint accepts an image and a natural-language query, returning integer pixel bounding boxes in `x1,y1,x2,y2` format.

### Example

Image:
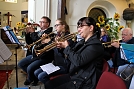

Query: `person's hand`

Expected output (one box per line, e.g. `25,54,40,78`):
56,40,69,48
41,33,50,44
26,26,35,33
111,41,120,48
41,38,51,44
42,33,48,37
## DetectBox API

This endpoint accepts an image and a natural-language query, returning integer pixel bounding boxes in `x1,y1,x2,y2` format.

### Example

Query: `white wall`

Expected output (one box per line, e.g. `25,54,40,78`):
66,0,94,32
64,0,129,32
1,0,132,35
28,0,57,31
0,0,28,28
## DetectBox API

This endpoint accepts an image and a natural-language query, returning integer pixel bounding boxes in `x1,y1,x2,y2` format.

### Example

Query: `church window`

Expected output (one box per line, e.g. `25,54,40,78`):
88,8,106,22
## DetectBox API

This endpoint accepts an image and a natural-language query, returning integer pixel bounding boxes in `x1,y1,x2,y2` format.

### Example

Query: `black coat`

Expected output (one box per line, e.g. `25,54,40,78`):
25,27,53,56
63,34,104,89
112,37,134,67
29,27,53,42
53,31,75,72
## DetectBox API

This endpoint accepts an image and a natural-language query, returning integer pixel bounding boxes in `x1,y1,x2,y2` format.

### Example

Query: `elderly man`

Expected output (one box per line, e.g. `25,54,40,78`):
111,28,134,89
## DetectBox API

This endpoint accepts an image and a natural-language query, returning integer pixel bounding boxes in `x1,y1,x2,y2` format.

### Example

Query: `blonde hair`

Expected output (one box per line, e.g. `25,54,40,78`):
101,27,107,34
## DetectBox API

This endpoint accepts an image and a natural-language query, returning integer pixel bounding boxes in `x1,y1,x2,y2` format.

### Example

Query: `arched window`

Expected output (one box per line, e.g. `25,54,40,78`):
88,8,106,22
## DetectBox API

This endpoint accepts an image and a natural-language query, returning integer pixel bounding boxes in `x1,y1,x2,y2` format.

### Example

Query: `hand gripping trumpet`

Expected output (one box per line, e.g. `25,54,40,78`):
24,30,56,50
102,39,120,48
35,32,78,56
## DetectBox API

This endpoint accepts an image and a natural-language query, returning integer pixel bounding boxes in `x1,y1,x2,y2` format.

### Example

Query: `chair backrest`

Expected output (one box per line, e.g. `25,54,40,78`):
102,59,109,72
96,71,127,89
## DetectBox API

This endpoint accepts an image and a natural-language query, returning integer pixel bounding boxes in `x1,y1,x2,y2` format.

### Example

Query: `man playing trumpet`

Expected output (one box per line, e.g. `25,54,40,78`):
18,16,54,86
111,28,134,89
25,16,53,56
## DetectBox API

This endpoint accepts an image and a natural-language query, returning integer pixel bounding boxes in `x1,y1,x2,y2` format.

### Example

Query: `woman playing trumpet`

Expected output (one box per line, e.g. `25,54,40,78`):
34,18,75,86
45,17,104,89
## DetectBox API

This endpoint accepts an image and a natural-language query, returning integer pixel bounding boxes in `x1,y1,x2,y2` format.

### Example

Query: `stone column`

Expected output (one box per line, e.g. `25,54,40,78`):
28,0,50,23
28,0,35,22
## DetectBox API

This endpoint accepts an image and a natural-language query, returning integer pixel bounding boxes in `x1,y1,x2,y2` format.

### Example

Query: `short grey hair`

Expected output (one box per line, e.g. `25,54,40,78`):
123,28,133,35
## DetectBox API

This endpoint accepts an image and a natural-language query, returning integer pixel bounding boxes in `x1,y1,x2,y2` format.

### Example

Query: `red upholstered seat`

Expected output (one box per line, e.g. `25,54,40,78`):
49,74,64,80
96,71,127,89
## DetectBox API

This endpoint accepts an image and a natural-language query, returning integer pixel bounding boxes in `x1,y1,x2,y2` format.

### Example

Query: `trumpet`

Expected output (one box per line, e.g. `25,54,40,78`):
35,32,78,56
15,23,40,32
102,40,120,48
24,30,56,50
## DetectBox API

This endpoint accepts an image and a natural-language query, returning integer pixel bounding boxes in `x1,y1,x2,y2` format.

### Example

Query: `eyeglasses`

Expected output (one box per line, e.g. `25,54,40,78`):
54,24,62,27
77,25,89,28
39,21,48,23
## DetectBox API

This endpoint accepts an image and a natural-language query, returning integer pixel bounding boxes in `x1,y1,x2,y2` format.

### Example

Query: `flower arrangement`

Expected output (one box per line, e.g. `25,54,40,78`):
96,13,124,40
15,20,40,37
15,22,27,37
16,22,27,30
16,19,39,32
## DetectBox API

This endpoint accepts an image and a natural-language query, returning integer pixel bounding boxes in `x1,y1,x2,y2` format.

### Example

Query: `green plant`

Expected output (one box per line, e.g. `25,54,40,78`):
96,13,124,40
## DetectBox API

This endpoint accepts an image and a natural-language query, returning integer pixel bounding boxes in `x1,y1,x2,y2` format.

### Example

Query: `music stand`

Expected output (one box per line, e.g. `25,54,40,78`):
3,26,23,88
0,38,12,89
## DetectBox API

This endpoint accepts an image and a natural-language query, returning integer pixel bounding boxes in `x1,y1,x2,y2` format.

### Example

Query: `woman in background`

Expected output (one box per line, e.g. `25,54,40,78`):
100,27,111,43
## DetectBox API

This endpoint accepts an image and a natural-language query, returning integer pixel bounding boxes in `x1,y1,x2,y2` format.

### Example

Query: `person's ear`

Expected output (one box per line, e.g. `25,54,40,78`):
89,25,94,31
63,24,65,28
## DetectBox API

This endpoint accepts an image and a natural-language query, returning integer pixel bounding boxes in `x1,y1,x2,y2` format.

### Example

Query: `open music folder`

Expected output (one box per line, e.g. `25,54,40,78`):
120,43,134,63
0,38,12,63
3,26,22,45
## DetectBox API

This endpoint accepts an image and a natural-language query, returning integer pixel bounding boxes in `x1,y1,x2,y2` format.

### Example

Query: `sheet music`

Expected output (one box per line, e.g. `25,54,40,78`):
3,26,21,45
3,26,16,43
0,38,12,64
40,63,60,75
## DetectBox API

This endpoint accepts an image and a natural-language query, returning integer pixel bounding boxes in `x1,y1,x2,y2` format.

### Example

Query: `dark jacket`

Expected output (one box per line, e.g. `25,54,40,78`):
25,27,53,56
63,34,104,89
26,27,54,63
25,27,53,43
53,32,75,73
31,27,53,41
101,35,116,61
31,40,54,64
112,37,134,67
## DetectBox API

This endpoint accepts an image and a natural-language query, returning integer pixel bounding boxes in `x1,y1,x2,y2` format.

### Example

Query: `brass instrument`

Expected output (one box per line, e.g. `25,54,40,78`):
102,40,120,48
16,23,40,32
24,30,56,50
16,27,27,32
35,32,78,56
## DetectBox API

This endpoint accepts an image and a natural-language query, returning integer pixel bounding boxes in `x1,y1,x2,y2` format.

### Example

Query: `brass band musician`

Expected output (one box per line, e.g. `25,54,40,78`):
25,16,52,56
111,28,134,89
34,18,75,86
18,16,54,86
